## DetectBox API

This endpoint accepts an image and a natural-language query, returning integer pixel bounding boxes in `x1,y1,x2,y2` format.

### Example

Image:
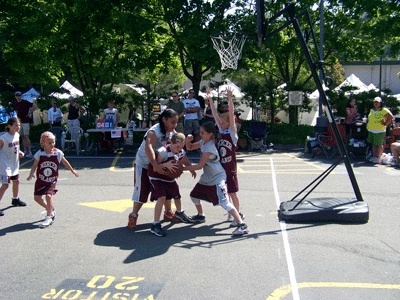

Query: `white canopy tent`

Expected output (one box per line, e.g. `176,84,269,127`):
334,73,370,94
50,80,83,99
124,83,147,96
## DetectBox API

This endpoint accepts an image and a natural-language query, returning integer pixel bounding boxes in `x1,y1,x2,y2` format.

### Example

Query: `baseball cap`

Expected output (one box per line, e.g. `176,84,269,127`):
15,91,21,96
373,96,382,102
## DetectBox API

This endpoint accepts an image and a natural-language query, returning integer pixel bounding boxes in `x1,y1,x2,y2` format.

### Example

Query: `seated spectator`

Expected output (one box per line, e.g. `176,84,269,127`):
390,141,400,167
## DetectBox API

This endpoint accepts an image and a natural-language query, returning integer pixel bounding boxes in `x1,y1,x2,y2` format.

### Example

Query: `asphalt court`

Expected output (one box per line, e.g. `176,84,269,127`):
1,151,399,299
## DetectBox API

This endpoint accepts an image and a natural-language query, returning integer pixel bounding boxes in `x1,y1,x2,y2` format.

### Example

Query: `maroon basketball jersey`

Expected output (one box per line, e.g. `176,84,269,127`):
218,128,237,173
35,149,62,187
148,144,185,181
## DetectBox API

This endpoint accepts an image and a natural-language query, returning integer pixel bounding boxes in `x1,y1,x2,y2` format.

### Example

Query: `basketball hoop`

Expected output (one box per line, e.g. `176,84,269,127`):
211,35,246,70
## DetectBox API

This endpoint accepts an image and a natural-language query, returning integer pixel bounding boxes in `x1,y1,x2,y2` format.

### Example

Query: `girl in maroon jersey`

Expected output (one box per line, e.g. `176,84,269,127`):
148,132,196,237
207,87,245,227
27,131,79,228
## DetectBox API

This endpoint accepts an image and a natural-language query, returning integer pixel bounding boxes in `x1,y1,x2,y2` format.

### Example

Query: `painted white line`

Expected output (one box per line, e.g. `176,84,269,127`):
270,157,300,300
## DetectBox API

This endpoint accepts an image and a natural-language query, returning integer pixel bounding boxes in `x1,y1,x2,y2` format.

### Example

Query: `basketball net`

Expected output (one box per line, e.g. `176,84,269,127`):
211,35,246,70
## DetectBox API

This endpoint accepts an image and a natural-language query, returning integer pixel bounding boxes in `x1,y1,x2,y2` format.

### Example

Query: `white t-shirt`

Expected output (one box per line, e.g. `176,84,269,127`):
135,123,175,168
198,140,226,185
183,98,200,120
0,132,20,176
104,108,118,127
47,107,63,124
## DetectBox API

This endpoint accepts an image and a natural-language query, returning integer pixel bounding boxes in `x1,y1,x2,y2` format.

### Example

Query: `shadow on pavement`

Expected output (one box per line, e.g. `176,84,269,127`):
93,222,322,264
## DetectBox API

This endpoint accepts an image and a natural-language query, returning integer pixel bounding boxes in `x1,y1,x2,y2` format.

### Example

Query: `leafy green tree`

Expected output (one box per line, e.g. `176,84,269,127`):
158,0,234,94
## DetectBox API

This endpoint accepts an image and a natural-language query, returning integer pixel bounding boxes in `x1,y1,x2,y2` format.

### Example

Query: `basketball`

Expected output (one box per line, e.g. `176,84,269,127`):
165,159,184,179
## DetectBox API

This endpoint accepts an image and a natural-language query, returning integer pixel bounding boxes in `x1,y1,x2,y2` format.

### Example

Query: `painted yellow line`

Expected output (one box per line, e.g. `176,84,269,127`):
282,153,328,171
79,199,156,212
267,282,400,300
109,154,135,172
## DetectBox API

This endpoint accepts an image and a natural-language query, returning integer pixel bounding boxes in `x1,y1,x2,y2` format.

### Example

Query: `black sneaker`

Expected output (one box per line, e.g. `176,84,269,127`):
0,210,4,216
191,214,206,223
174,211,195,223
150,223,166,237
11,198,27,207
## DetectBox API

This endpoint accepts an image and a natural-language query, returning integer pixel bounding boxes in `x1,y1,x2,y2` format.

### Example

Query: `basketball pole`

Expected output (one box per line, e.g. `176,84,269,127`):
258,2,367,222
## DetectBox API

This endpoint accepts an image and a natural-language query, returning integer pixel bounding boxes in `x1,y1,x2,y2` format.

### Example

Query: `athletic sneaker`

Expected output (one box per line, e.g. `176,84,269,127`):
191,214,206,223
232,223,249,236
390,161,400,167
163,210,175,221
0,210,4,216
40,216,54,228
41,210,56,221
127,213,138,231
150,223,166,237
174,211,194,223
369,157,378,164
11,198,27,207
229,212,246,227
163,210,182,222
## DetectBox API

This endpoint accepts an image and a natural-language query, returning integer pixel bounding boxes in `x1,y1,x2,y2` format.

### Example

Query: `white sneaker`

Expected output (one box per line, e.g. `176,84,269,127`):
41,211,56,221
40,216,53,228
232,223,249,236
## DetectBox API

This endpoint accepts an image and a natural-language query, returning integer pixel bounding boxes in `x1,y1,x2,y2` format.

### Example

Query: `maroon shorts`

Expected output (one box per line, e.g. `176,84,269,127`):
134,167,152,203
226,171,239,193
150,180,181,201
34,182,58,196
190,182,228,206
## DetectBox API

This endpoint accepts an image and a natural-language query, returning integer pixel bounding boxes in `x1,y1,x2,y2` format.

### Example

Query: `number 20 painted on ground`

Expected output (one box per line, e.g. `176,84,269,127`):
87,275,145,290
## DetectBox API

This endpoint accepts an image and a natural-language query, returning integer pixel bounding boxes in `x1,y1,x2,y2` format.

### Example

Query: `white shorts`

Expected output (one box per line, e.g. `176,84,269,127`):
20,123,30,136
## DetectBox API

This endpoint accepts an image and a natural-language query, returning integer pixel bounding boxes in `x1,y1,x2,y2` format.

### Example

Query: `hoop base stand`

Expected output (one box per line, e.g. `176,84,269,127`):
278,198,369,224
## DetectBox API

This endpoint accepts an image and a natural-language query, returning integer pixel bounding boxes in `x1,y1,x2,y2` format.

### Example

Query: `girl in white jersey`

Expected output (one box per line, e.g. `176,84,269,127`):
128,109,179,231
0,117,26,216
184,121,248,236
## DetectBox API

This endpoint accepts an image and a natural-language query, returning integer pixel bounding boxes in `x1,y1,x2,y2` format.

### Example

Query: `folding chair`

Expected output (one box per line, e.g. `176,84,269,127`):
243,120,271,152
316,123,346,158
62,127,84,155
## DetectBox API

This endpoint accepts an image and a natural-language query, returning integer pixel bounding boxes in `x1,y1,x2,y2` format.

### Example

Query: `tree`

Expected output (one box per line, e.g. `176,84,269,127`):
159,0,233,95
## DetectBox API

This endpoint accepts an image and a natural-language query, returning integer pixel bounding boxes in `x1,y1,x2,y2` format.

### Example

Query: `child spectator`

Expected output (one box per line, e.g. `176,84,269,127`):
148,132,196,236
103,100,121,153
207,87,245,227
0,117,26,216
184,121,248,236
27,131,79,228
